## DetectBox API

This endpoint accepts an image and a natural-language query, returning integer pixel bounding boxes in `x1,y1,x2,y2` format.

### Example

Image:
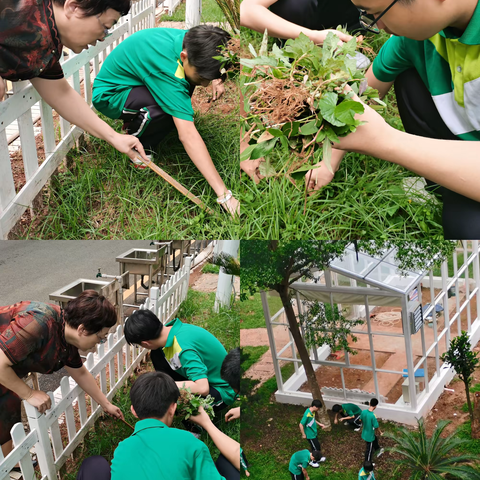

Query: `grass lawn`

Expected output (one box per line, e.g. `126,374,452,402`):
14,106,240,239
12,2,240,239
164,0,226,24
62,288,239,478
239,28,444,239
239,292,284,329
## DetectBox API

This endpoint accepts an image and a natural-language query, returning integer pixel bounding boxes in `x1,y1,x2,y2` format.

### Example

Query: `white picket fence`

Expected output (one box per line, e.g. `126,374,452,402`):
0,0,157,239
0,256,191,480
163,0,183,14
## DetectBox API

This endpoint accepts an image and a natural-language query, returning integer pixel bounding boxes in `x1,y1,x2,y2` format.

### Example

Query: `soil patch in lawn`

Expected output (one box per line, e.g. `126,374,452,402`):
298,350,392,393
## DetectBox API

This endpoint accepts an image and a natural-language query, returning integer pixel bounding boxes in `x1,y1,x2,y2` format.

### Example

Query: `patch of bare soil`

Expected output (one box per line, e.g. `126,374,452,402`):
191,79,238,116
298,350,392,394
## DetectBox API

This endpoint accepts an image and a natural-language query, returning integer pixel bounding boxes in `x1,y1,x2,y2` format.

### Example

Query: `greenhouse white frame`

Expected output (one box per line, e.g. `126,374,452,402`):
262,241,480,425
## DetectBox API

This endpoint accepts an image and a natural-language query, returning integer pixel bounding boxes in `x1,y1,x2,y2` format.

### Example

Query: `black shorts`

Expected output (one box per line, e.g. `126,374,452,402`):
290,473,305,480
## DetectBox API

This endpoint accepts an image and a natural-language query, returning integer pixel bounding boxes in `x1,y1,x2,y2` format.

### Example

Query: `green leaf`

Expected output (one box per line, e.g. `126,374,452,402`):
323,138,333,175
300,121,319,136
324,126,339,144
240,144,256,162
290,164,321,180
250,138,279,160
266,128,284,137
259,29,269,57
259,159,277,177
318,92,345,127
282,122,300,137
335,100,364,125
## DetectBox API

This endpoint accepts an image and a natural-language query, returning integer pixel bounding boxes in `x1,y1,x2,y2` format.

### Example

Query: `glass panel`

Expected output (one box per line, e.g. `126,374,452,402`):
364,262,422,293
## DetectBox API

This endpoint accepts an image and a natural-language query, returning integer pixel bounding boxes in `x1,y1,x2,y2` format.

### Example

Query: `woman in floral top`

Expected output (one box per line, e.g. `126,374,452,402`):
0,290,124,458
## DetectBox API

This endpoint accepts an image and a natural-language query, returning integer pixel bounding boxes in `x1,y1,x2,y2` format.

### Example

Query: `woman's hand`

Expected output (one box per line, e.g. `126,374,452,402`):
109,132,149,163
103,402,125,420
212,79,225,101
26,390,52,414
309,29,361,46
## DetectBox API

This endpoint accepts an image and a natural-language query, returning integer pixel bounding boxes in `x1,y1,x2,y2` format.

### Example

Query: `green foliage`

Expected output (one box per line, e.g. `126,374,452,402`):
240,240,455,299
201,263,221,274
241,346,269,373
385,418,480,480
441,331,480,422
300,301,364,353
456,422,480,455
214,0,239,31
239,292,284,329
241,32,384,177
209,251,241,276
177,388,215,420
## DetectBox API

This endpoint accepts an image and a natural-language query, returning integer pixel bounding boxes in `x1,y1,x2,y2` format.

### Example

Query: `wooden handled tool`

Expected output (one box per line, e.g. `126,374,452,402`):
135,154,214,215
118,417,135,430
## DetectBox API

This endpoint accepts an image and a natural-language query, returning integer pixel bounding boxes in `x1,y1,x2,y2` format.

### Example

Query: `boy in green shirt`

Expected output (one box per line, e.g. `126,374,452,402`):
299,399,327,466
92,25,238,216
289,449,322,480
358,460,376,480
308,0,480,238
75,371,239,479
360,399,384,463
332,403,363,431
124,310,236,412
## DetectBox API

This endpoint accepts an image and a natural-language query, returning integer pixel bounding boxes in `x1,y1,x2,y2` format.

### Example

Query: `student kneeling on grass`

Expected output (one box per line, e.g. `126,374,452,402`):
91,25,239,217
299,399,327,466
289,449,322,480
332,403,362,431
76,371,239,480
124,310,237,414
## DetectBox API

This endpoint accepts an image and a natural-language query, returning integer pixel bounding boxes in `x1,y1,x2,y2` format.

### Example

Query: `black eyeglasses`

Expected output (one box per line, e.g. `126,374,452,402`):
358,0,401,34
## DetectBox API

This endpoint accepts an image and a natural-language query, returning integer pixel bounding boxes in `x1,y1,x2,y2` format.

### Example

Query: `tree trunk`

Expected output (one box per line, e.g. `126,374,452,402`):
278,285,332,430
472,391,480,439
465,383,475,425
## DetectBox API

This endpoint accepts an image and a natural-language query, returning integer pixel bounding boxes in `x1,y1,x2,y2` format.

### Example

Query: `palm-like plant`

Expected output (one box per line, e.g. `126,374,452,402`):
385,419,480,480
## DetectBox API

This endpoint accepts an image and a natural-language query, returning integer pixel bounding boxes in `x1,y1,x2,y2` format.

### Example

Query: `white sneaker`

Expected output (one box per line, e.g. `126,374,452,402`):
319,457,326,462
309,461,320,468
131,154,150,169
354,427,361,432
376,448,385,458
344,422,349,426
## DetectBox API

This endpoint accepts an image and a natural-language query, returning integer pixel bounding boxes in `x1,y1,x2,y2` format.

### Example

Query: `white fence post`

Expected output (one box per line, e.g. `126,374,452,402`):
185,0,201,28
24,402,57,480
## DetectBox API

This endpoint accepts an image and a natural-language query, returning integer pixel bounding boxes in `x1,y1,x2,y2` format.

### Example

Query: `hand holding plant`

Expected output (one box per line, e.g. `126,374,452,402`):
177,387,215,421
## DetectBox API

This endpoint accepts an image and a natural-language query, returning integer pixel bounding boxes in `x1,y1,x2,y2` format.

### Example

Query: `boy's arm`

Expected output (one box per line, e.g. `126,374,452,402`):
190,407,240,470
240,0,354,44
316,420,327,429
302,467,310,480
333,90,480,203
175,377,210,396
299,422,306,438
30,77,148,161
365,67,394,100
173,117,239,216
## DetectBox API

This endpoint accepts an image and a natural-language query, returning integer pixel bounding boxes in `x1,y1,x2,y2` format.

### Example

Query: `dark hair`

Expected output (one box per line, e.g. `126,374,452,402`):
124,310,163,345
130,372,180,420
53,0,130,16
332,404,342,413
221,347,240,392
311,399,322,409
182,25,231,81
363,461,374,472
64,290,117,335
370,398,379,407
312,450,322,461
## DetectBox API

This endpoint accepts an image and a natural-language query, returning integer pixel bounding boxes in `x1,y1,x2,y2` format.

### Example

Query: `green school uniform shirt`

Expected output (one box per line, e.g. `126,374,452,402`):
110,418,225,480
162,318,237,405
358,467,376,480
300,407,317,439
92,28,194,121
372,0,480,140
289,449,311,475
360,409,379,443
342,403,362,417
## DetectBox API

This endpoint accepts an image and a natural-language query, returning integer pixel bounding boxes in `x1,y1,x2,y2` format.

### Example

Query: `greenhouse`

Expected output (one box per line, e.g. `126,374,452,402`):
261,241,480,425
